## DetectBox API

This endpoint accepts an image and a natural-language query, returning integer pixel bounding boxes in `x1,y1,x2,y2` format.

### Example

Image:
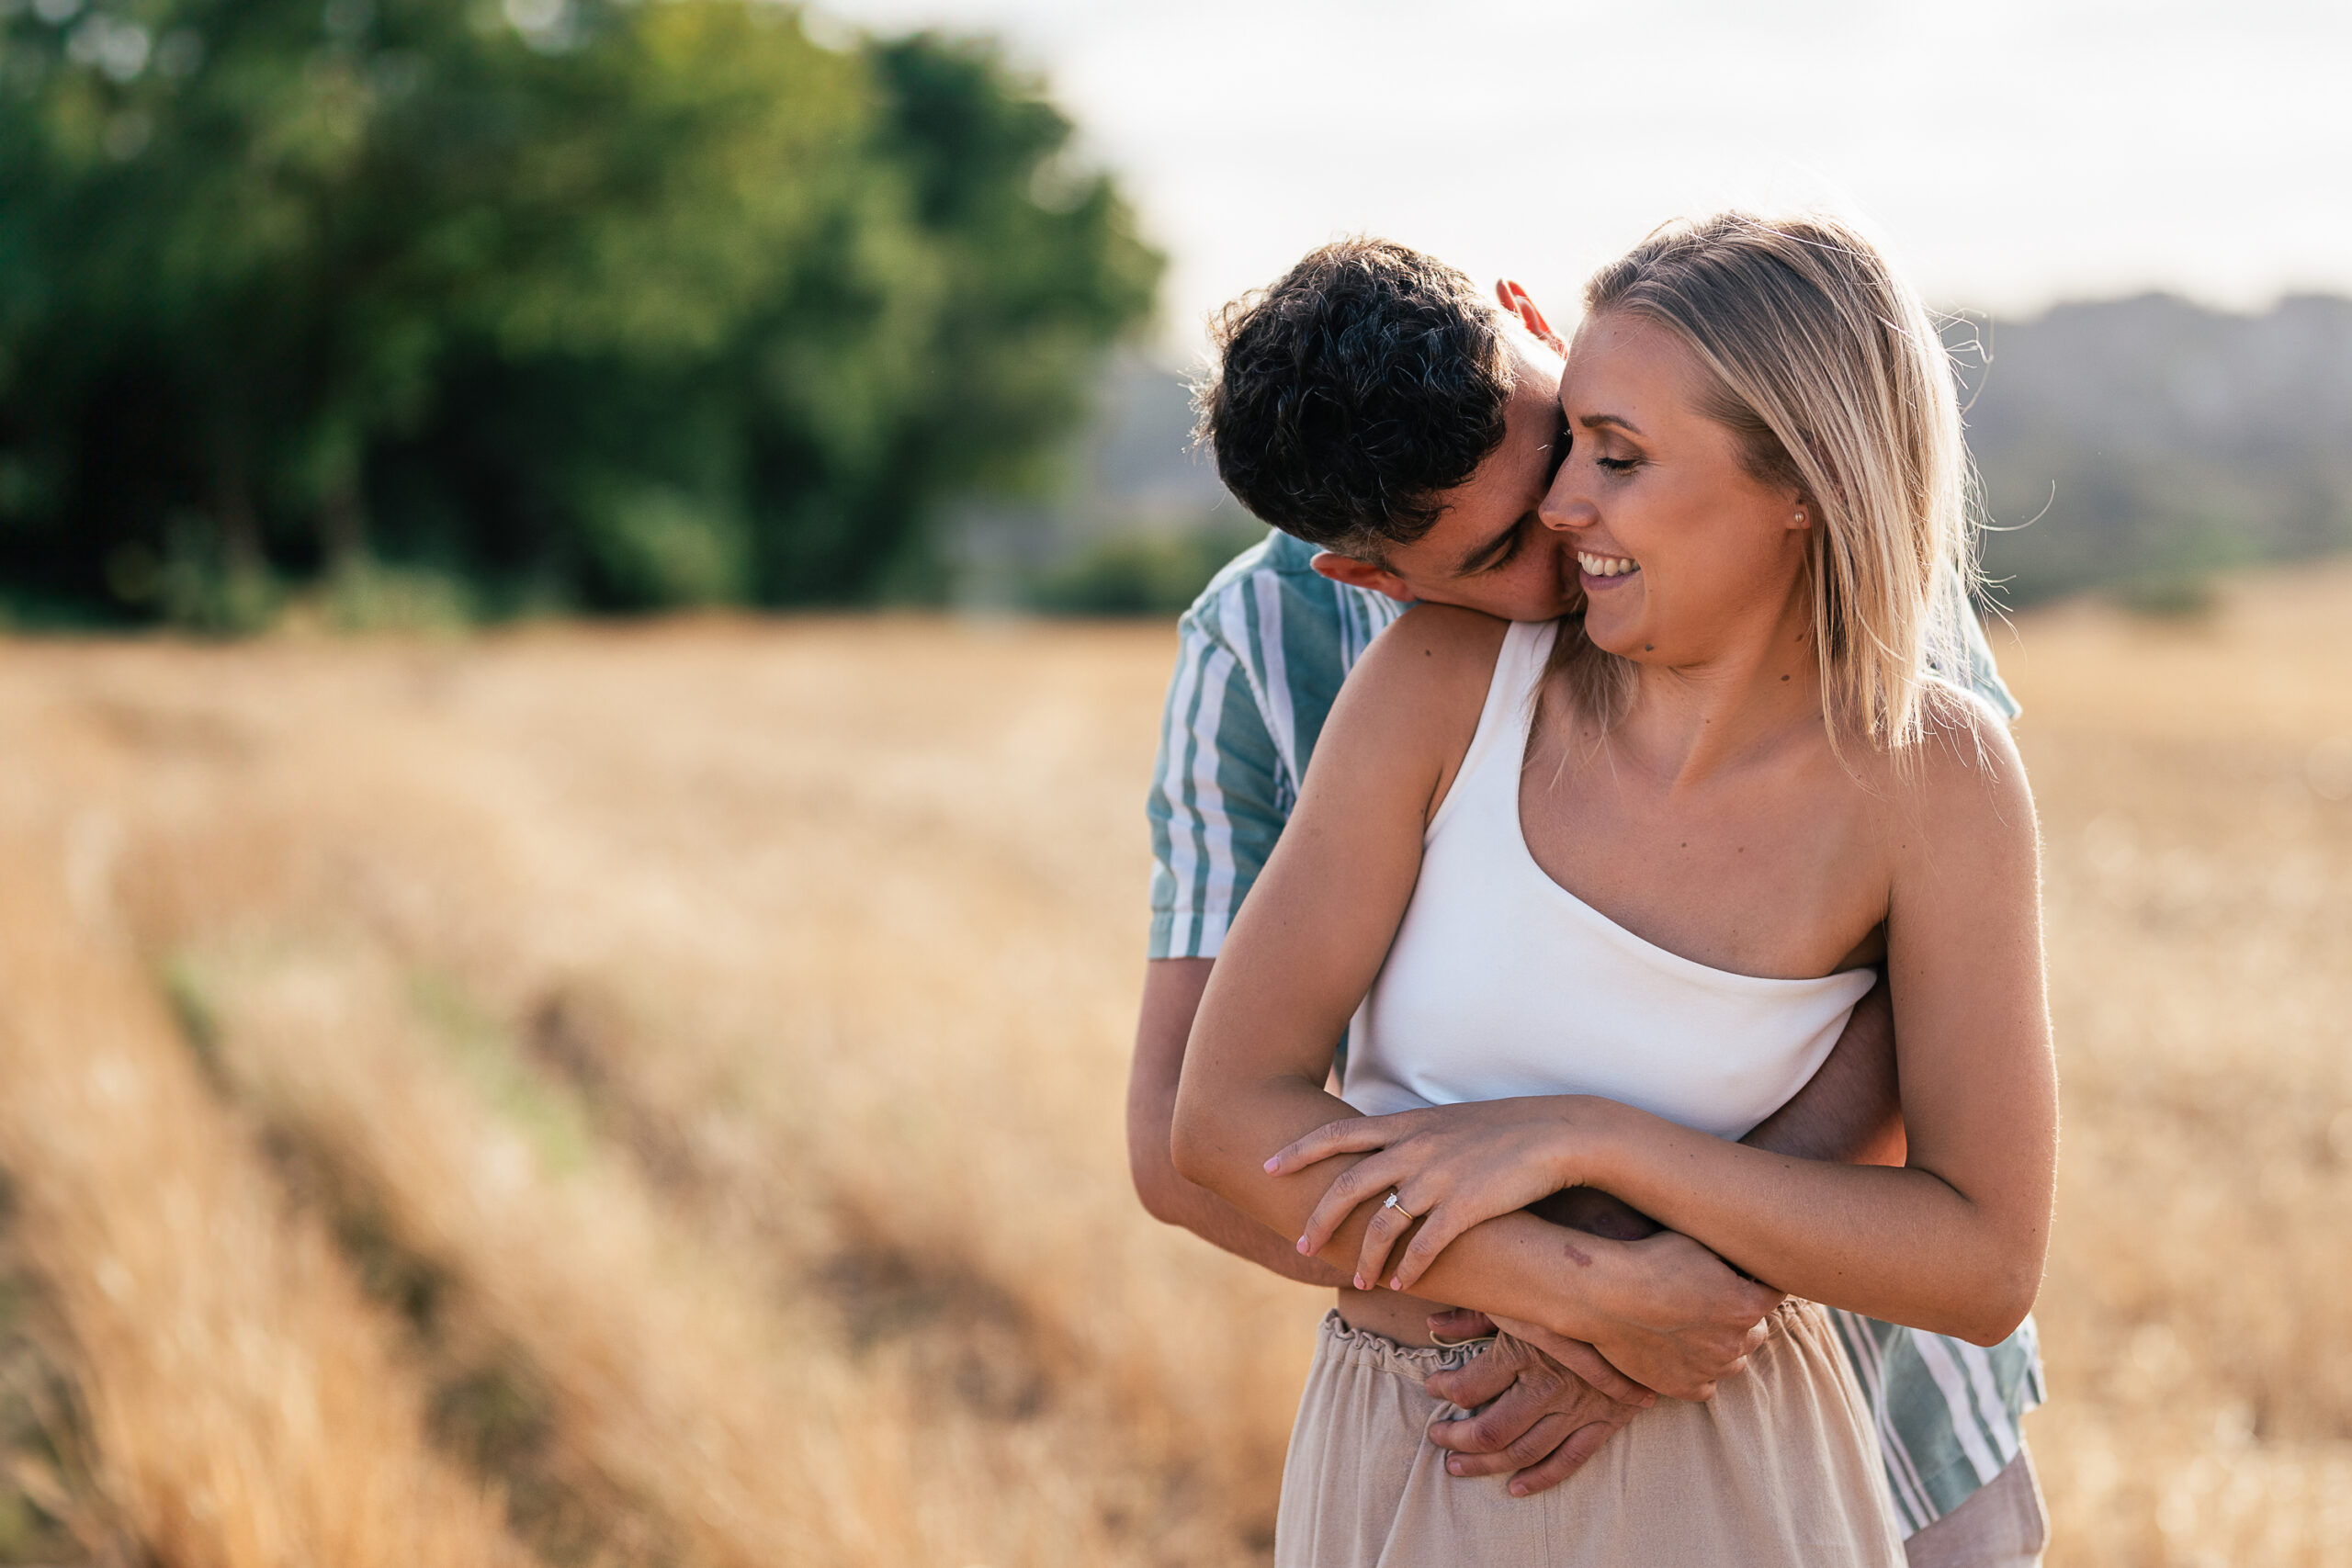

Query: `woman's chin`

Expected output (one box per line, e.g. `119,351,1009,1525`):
1580,616,1649,659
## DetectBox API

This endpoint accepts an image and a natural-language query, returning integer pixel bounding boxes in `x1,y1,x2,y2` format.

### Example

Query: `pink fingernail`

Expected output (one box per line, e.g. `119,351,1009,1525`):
1388,1275,1402,1291
1295,1236,1310,1254
1510,1484,1528,1497
1263,1157,1280,1173
1352,1274,1366,1291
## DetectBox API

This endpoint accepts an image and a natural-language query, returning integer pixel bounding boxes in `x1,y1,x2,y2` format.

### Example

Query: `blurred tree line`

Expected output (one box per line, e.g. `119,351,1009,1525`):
0,0,1161,626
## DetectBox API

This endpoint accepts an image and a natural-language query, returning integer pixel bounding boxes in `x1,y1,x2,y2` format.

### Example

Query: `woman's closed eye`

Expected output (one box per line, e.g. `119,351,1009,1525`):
1594,455,1640,475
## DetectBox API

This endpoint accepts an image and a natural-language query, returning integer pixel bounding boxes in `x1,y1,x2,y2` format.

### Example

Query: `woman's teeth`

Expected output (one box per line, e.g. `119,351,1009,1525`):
1577,552,1639,579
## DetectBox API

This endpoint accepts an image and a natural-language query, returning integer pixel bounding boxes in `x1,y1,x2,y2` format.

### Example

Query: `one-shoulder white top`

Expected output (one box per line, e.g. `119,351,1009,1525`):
1342,619,1875,1142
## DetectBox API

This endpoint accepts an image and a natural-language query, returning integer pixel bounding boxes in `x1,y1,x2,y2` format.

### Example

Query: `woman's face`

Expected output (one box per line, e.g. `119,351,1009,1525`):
1538,310,1813,667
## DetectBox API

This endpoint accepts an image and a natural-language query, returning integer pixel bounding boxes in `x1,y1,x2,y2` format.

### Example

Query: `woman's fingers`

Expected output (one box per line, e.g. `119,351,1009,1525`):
1295,1150,1405,1256
1384,1201,1472,1293
1351,1186,1426,1290
1263,1112,1415,1175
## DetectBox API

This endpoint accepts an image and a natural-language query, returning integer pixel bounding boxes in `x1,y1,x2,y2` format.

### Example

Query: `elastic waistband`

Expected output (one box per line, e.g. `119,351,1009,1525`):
1312,1310,1486,1380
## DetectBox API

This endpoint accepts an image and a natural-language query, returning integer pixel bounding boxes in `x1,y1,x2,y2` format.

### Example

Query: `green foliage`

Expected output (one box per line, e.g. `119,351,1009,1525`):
0,0,1161,622
1029,522,1268,617
2108,570,2219,623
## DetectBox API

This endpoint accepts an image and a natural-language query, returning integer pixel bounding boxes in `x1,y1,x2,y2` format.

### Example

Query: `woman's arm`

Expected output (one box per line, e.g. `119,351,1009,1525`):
1591,706,2054,1342
1170,608,1783,1395
1278,704,2056,1346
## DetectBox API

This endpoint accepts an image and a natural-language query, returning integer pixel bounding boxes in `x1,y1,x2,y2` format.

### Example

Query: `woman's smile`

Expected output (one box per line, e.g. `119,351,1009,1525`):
1576,549,1641,584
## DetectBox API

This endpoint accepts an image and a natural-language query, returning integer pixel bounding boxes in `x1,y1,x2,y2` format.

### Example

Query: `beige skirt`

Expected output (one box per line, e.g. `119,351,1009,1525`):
1276,1299,1905,1568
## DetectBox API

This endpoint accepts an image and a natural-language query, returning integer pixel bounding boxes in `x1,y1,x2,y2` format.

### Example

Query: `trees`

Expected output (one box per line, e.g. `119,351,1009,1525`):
0,0,1160,623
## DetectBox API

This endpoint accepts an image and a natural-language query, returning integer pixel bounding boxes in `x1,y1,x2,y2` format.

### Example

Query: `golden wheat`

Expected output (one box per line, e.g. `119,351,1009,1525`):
0,774,532,1567
0,570,2341,1565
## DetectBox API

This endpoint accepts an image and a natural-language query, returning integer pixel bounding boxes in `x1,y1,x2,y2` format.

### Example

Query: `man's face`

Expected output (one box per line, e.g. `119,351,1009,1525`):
1310,339,1584,622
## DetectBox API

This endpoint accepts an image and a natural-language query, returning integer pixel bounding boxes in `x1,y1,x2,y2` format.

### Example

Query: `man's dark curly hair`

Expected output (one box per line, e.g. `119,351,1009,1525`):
1196,238,1514,559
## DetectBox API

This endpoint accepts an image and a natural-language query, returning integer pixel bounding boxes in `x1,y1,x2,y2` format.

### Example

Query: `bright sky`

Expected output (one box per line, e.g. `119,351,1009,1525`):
813,0,2352,357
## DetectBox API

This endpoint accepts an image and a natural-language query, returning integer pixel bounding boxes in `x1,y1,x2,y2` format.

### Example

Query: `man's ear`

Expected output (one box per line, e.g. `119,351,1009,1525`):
1495,279,1565,355
1310,550,1416,604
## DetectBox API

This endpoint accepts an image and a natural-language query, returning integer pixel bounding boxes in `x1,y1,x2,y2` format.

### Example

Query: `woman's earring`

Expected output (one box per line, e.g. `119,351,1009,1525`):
1793,510,1806,524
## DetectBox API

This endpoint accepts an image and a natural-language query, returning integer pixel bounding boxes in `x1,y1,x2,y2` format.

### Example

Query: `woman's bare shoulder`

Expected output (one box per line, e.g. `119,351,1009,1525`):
1311,604,1512,793
1877,681,2037,852
1358,603,1512,680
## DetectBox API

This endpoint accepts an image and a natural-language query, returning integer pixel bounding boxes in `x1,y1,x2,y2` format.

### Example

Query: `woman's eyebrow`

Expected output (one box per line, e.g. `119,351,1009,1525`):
1579,412,1643,434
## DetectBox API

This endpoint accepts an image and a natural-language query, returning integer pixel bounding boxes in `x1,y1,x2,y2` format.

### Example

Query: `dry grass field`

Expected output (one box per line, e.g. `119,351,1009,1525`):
0,563,2345,1567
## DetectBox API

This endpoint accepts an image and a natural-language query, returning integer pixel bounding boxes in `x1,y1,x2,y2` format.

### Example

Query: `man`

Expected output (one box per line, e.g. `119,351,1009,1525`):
1127,240,2048,1564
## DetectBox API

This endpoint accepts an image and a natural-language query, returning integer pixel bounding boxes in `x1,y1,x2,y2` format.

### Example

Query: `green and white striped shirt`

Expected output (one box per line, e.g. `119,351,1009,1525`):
1146,528,2042,1535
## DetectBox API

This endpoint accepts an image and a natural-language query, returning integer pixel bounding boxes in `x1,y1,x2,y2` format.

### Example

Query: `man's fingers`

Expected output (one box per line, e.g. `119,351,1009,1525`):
1422,1338,1521,1410
1427,1309,1496,1344
1684,1355,1751,1403
1536,1337,1654,1407
1426,1374,1549,1457
1439,1411,1573,1478
1504,1417,1626,1497
1487,1317,1654,1407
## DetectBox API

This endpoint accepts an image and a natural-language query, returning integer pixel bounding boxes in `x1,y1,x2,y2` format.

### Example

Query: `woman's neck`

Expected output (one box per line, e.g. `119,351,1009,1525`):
1608,592,1826,788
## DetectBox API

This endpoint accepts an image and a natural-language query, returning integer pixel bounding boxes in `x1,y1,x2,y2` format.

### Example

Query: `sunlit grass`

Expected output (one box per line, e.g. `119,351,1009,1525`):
0,570,2343,1564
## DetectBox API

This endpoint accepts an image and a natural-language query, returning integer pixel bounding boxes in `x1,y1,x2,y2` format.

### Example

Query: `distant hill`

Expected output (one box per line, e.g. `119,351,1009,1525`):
1962,293,2352,605
1048,293,2352,614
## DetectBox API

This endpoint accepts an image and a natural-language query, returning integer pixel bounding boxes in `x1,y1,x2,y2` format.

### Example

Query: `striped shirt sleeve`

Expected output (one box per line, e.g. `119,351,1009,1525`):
1147,604,1289,961
1934,564,2022,720
1951,598,2021,720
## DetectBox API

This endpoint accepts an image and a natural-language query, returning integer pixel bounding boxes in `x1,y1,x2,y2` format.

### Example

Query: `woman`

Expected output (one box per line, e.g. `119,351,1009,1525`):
1170,212,2057,1566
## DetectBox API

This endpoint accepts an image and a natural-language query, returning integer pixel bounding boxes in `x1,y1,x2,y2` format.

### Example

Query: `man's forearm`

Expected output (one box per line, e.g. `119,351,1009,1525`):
1126,959,1346,1287
1531,976,1904,1237
1139,1151,1350,1285
1742,971,1905,1166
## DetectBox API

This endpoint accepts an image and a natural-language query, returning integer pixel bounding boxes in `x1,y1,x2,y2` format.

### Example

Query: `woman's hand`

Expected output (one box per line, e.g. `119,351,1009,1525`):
1572,1231,1783,1401
1266,1097,1606,1294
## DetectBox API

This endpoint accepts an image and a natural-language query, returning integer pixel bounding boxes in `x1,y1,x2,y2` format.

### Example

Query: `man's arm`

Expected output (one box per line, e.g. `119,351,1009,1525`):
1746,972,1904,1165
1127,957,1345,1286
1538,971,1905,1237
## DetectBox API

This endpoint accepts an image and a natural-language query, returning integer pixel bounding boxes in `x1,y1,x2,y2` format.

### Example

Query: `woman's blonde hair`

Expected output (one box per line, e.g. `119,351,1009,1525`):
1560,210,1979,753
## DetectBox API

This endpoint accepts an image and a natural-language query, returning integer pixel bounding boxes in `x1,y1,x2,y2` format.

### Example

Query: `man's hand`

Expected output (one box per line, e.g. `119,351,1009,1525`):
1423,1313,1653,1496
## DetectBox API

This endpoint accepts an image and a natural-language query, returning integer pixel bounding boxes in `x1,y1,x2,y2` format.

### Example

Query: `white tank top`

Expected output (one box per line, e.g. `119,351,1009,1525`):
1343,619,1875,1142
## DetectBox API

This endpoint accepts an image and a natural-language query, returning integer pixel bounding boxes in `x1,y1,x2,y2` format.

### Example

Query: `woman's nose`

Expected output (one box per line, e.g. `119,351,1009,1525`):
1537,480,1594,534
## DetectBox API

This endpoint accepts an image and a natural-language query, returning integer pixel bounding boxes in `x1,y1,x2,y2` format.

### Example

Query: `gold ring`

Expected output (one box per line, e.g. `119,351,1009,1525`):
1383,1190,1416,1222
